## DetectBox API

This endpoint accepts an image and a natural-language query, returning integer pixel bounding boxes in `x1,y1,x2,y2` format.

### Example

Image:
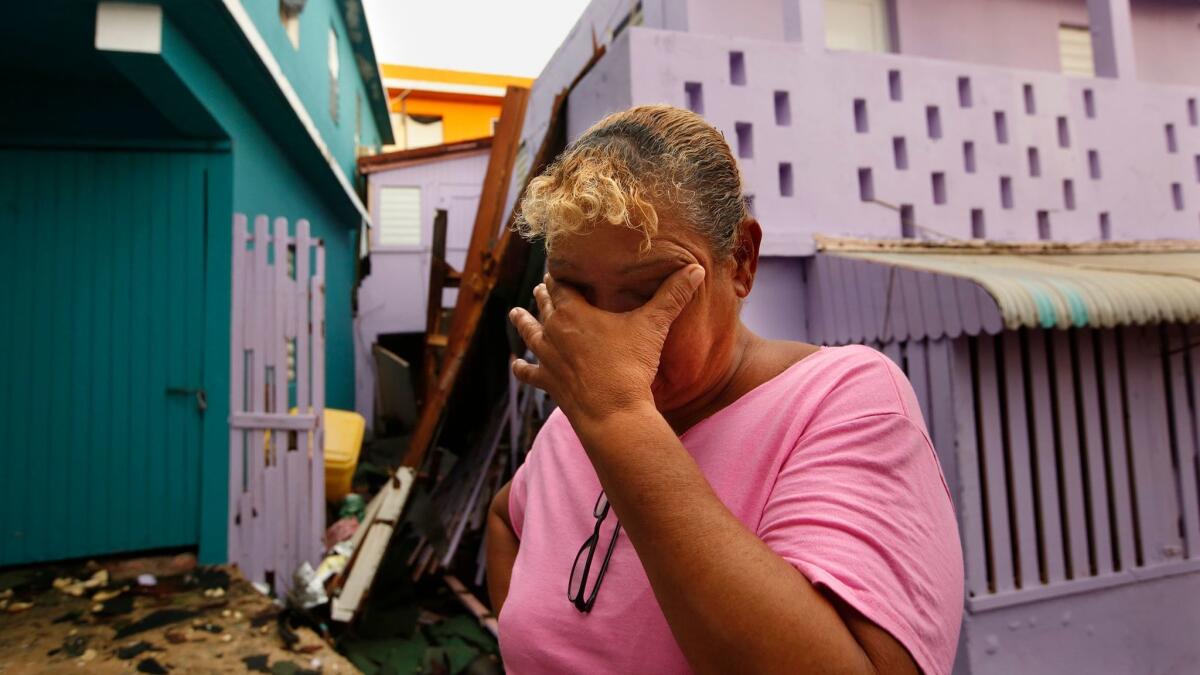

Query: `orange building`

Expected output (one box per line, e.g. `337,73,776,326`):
381,64,533,150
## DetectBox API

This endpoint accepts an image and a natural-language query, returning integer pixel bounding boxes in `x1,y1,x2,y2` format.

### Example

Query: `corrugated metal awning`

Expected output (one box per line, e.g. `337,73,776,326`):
811,237,1200,345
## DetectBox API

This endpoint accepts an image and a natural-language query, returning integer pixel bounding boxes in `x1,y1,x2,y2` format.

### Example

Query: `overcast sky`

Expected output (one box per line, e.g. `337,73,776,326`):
363,0,592,78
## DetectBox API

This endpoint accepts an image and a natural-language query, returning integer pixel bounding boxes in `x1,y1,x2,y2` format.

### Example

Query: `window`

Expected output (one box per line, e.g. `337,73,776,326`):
279,0,302,49
402,114,444,149
328,25,340,123
1058,25,1095,77
378,187,421,246
825,0,892,53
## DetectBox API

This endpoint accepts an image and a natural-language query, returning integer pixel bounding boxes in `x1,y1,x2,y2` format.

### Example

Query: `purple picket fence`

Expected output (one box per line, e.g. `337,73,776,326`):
228,214,326,596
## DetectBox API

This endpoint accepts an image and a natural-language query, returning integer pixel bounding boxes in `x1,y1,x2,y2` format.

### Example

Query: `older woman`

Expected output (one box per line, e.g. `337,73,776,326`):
486,105,963,675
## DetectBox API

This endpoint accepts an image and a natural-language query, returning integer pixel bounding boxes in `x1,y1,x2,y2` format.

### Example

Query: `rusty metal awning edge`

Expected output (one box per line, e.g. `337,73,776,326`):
810,237,1200,344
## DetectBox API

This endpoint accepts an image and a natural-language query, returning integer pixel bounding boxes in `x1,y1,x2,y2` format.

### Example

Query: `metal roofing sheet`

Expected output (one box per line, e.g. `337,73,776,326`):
822,246,1200,332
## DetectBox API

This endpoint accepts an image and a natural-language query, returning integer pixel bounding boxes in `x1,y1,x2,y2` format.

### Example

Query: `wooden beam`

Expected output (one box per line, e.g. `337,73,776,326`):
423,208,451,404
404,86,530,468
444,575,499,638
357,137,493,174
425,208,450,339
404,46,608,470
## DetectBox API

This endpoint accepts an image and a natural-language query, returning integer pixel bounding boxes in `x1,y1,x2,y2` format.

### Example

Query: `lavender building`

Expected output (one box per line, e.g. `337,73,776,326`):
499,1,1200,673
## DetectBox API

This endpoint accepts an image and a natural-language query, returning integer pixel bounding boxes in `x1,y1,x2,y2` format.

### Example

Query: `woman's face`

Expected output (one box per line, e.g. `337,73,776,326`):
546,217,761,412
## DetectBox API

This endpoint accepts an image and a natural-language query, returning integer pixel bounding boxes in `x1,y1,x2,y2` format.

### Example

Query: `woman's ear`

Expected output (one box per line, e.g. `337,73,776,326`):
731,218,762,299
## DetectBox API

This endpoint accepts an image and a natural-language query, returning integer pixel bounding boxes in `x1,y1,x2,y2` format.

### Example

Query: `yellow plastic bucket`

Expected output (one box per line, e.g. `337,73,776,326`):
322,409,365,503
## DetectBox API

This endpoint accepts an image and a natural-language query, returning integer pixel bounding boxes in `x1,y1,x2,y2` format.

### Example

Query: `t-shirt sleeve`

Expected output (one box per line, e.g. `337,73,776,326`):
756,410,963,675
507,457,531,540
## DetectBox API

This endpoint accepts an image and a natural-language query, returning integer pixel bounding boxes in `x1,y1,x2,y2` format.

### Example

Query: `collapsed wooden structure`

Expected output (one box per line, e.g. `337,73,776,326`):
333,45,608,619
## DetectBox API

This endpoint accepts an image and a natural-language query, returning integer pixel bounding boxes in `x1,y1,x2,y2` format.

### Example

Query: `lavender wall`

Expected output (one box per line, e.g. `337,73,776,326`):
959,570,1200,674
618,27,1200,254
1131,0,1200,87
567,29,634,143
740,257,809,340
893,0,1088,73
893,0,1200,88
503,0,653,221
683,0,786,41
356,150,489,426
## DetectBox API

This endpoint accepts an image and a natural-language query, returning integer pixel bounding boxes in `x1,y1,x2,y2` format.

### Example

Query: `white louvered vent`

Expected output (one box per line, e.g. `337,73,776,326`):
1058,25,1095,78
378,187,421,247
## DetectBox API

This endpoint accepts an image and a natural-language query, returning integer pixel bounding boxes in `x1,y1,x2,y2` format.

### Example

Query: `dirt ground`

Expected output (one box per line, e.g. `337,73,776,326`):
0,555,357,674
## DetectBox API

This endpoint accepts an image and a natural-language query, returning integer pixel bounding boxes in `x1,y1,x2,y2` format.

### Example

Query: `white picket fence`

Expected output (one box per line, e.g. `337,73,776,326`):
228,214,326,595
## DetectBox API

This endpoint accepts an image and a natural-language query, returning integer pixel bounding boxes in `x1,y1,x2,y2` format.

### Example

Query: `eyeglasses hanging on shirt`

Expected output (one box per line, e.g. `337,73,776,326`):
568,489,622,613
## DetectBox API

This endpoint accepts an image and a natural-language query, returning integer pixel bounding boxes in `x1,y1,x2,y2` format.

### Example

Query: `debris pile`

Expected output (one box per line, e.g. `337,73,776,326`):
313,46,605,673
0,554,354,673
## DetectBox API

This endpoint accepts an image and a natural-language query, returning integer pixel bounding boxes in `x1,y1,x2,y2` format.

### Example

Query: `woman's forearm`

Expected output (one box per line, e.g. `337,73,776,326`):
573,403,878,675
486,490,520,613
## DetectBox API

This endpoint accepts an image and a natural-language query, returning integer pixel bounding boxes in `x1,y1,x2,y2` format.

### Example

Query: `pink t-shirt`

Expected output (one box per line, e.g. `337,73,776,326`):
500,345,963,675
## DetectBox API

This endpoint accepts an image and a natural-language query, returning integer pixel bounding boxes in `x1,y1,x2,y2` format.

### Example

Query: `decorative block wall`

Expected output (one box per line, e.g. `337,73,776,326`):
567,28,1200,255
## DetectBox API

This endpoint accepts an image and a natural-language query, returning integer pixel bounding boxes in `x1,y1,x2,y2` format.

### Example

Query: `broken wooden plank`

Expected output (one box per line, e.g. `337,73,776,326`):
329,467,416,622
444,575,499,638
372,344,417,433
441,399,510,567
329,47,608,626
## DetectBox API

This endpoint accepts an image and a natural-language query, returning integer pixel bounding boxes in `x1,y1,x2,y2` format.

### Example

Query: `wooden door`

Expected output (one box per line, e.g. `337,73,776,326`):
0,148,211,565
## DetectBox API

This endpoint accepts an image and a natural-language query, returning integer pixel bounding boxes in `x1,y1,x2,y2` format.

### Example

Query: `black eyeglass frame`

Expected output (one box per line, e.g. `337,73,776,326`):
567,490,622,613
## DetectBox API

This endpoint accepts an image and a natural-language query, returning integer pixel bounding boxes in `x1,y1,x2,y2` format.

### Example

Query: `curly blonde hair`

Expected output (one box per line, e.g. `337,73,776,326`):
515,105,748,256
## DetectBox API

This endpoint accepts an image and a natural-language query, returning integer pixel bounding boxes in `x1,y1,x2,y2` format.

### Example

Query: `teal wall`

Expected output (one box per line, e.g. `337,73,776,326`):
0,0,381,565
162,18,358,407
159,17,360,561
239,0,386,181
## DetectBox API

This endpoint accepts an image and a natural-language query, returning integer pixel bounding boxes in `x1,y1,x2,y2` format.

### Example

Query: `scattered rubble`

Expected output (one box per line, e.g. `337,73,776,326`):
0,556,356,673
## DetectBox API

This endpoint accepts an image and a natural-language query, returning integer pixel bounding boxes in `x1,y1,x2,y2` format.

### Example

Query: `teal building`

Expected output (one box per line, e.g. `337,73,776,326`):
0,0,393,566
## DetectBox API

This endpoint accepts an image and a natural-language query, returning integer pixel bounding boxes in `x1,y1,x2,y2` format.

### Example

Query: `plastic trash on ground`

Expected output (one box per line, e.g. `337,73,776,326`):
324,517,359,549
339,494,366,521
288,552,350,610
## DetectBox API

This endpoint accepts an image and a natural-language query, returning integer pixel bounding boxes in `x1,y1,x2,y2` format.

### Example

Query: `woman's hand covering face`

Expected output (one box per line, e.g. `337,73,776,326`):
508,265,706,424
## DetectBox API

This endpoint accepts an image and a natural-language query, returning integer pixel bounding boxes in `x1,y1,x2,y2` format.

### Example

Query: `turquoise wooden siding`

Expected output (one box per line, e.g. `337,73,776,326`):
0,149,217,566
237,0,388,179
0,0,381,565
